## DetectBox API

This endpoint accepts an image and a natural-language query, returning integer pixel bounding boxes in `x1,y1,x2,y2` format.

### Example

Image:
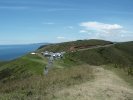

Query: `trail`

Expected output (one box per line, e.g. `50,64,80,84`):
54,66,133,100
77,43,115,52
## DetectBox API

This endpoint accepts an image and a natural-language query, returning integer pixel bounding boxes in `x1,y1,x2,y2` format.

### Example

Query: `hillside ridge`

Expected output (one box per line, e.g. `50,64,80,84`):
0,39,133,100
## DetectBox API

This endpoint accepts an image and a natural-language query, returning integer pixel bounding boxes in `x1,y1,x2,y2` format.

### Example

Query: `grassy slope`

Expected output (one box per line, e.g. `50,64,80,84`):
0,54,47,82
38,39,113,52
54,66,133,100
64,42,133,71
0,61,7,67
0,39,133,100
0,65,93,100
0,39,111,99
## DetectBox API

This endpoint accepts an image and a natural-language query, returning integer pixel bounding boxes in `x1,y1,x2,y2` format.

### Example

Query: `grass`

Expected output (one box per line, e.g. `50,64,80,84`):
53,65,133,100
0,65,94,100
0,39,133,100
0,61,8,67
0,39,132,83
0,54,47,82
62,42,133,75
102,64,133,87
38,39,113,52
0,49,94,99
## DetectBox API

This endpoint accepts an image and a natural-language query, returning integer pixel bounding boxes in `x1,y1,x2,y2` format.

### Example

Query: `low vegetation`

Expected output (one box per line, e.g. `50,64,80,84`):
0,54,46,82
38,39,113,52
63,42,133,75
0,39,133,100
0,65,93,100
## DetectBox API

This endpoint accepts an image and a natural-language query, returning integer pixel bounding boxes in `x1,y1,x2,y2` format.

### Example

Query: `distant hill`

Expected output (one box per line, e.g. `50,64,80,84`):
38,39,113,52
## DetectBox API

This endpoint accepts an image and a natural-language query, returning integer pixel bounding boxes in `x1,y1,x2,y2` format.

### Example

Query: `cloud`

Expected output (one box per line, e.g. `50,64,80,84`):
56,36,79,43
64,26,74,30
80,21,123,34
79,21,133,42
46,8,78,12
79,30,88,33
0,6,28,10
67,26,74,29
42,22,55,25
80,22,123,30
56,36,65,39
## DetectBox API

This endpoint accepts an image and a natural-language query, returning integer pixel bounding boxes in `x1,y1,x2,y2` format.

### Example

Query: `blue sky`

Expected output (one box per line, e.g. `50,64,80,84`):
0,0,133,44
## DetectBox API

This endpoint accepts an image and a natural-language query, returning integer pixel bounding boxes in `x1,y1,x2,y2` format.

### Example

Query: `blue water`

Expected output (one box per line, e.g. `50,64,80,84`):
0,44,43,61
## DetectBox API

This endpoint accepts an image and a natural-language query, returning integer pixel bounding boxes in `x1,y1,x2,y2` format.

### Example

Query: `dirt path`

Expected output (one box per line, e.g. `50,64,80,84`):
54,66,133,100
77,43,115,52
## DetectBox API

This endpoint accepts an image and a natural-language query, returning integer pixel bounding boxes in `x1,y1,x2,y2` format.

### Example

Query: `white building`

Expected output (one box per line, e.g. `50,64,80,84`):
42,51,65,58
30,52,36,55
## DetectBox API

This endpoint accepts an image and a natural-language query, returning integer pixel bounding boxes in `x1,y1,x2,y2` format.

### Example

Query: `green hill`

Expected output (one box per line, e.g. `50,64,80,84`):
0,61,7,67
0,39,133,100
38,39,113,52
65,42,133,65
0,39,133,81
0,54,46,82
63,41,133,75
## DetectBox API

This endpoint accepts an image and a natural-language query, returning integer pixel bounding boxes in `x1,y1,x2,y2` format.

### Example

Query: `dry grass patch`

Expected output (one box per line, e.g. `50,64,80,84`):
54,66,133,100
0,65,94,100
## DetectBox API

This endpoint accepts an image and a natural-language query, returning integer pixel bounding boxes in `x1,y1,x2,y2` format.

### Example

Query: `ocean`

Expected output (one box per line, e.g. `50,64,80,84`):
0,44,44,61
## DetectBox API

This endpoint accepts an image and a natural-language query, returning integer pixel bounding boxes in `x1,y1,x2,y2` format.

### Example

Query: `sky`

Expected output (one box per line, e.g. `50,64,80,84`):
0,0,133,44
